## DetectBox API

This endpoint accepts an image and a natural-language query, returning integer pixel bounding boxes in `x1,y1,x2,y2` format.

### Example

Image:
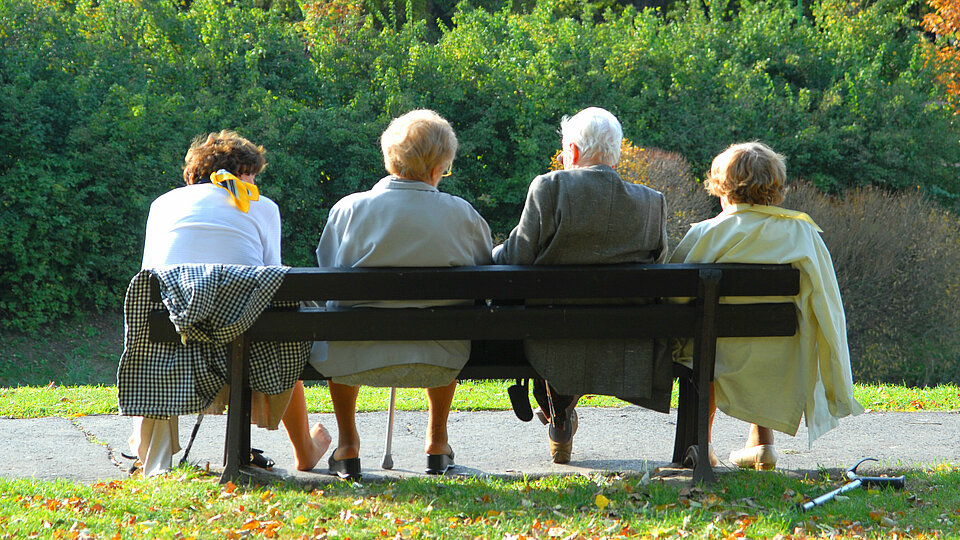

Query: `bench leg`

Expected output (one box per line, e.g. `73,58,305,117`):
221,334,252,484
690,269,721,485
672,367,697,465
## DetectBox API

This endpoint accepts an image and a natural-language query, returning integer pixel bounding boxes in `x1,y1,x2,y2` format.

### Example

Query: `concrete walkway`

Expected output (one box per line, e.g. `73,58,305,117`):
1,407,956,485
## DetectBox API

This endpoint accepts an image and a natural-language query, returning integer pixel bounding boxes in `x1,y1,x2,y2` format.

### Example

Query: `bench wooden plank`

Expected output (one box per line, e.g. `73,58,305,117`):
149,303,796,342
149,263,800,302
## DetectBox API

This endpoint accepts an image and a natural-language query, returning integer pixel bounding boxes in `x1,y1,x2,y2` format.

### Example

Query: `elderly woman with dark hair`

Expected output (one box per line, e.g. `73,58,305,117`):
132,130,330,476
493,108,669,464
671,142,863,470
309,110,493,480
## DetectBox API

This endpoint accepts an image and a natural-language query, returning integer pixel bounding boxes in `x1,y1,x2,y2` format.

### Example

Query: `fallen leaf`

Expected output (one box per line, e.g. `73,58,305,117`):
594,494,610,510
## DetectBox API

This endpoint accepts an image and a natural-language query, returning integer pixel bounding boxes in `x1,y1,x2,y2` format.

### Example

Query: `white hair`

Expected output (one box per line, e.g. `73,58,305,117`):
560,107,622,166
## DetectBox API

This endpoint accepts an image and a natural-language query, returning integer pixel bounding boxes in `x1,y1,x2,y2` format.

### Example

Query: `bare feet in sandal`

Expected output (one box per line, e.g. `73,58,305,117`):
295,423,332,471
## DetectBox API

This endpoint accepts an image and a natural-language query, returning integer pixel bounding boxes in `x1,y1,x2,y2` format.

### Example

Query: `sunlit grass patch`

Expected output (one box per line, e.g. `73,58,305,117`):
853,382,960,412
1,465,957,538
0,384,116,418
3,382,959,419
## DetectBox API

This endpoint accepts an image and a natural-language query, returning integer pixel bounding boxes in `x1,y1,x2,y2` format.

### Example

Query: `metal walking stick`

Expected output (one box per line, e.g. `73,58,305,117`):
178,414,204,466
381,387,397,469
800,458,905,512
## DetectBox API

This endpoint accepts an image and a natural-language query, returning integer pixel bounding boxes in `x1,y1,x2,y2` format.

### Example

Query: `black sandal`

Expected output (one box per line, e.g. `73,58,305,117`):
250,448,275,469
328,451,362,480
426,450,455,475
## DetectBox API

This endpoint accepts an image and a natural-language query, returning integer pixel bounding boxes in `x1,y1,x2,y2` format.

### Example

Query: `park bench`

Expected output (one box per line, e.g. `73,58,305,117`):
146,263,799,484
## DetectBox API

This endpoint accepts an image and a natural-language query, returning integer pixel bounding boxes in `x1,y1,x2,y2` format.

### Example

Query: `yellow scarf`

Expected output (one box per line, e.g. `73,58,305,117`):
210,169,259,213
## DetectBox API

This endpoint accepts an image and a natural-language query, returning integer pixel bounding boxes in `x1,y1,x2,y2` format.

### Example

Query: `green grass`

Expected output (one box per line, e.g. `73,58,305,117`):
853,382,960,412
0,385,118,418
2,381,958,419
0,464,957,538
0,313,123,387
2,356,958,538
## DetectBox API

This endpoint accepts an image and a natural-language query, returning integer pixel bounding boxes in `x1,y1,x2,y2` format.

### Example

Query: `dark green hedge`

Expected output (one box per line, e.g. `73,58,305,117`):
1,0,957,332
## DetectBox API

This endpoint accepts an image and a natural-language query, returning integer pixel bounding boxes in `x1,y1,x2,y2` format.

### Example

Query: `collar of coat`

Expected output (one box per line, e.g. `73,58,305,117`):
723,203,823,232
377,175,439,192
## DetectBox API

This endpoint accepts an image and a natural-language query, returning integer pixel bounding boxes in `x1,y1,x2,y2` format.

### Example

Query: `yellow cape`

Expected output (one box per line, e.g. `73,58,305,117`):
672,204,863,445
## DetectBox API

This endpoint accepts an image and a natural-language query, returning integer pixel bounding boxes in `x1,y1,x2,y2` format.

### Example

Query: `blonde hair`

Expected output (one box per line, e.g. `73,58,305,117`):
182,130,266,185
705,142,786,205
381,110,457,182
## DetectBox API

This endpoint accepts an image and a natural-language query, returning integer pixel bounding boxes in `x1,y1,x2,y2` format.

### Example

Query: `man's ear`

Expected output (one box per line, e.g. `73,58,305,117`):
568,142,580,167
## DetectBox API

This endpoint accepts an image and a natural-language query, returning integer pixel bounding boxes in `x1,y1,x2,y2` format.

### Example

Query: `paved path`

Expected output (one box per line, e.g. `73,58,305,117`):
1,408,956,485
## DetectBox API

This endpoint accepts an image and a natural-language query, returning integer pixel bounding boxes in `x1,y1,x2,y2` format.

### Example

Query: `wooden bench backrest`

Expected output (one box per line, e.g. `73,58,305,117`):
147,263,799,342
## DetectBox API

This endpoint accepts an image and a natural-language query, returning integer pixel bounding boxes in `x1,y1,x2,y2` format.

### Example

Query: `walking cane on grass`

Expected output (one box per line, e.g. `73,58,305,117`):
801,458,905,511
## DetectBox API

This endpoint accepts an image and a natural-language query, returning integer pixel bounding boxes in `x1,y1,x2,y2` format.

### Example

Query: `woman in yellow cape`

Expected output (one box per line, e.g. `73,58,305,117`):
671,142,864,470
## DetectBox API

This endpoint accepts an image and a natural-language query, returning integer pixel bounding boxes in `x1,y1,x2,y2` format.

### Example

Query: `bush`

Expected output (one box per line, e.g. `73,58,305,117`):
783,182,960,385
1,0,959,391
616,142,716,249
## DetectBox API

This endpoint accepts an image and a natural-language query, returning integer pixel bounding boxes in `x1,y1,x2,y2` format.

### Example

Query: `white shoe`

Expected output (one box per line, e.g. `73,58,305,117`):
729,445,778,470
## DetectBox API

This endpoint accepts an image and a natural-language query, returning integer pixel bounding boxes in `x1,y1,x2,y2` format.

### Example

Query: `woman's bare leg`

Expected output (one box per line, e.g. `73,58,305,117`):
424,380,457,455
329,382,361,460
281,381,332,471
745,423,774,447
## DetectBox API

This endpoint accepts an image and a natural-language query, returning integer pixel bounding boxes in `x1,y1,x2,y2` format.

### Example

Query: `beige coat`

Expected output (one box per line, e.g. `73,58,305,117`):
671,204,864,444
308,176,493,385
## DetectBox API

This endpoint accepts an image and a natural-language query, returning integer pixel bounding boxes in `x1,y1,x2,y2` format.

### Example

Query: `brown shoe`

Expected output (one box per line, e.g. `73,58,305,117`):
548,409,578,464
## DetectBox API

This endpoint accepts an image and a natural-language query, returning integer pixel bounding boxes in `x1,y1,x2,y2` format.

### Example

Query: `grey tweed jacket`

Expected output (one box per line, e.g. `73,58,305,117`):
493,165,671,411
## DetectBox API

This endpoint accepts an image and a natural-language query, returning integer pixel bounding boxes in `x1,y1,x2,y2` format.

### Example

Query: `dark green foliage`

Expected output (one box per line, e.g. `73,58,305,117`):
1,0,958,384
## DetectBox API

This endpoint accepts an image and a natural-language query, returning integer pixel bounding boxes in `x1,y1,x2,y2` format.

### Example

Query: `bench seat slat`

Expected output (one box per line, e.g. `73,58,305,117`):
148,302,795,342
148,264,799,302
274,264,800,300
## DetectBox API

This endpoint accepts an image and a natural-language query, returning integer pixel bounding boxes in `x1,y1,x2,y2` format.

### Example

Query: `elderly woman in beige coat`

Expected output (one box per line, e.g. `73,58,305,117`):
493,107,669,463
310,110,493,480
671,142,863,470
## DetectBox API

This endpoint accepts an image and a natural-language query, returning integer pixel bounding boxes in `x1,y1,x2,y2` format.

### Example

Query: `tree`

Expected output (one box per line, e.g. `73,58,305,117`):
924,0,960,113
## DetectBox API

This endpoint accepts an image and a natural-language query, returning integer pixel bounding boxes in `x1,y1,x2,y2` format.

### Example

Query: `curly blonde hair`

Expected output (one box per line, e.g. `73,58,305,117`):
182,130,266,185
380,110,457,182
705,142,786,205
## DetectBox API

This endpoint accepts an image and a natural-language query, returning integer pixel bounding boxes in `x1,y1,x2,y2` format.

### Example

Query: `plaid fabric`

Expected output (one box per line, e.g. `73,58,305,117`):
117,264,310,418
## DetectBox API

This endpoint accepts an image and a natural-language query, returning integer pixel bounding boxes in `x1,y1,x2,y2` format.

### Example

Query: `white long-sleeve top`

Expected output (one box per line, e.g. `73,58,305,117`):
141,183,281,269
